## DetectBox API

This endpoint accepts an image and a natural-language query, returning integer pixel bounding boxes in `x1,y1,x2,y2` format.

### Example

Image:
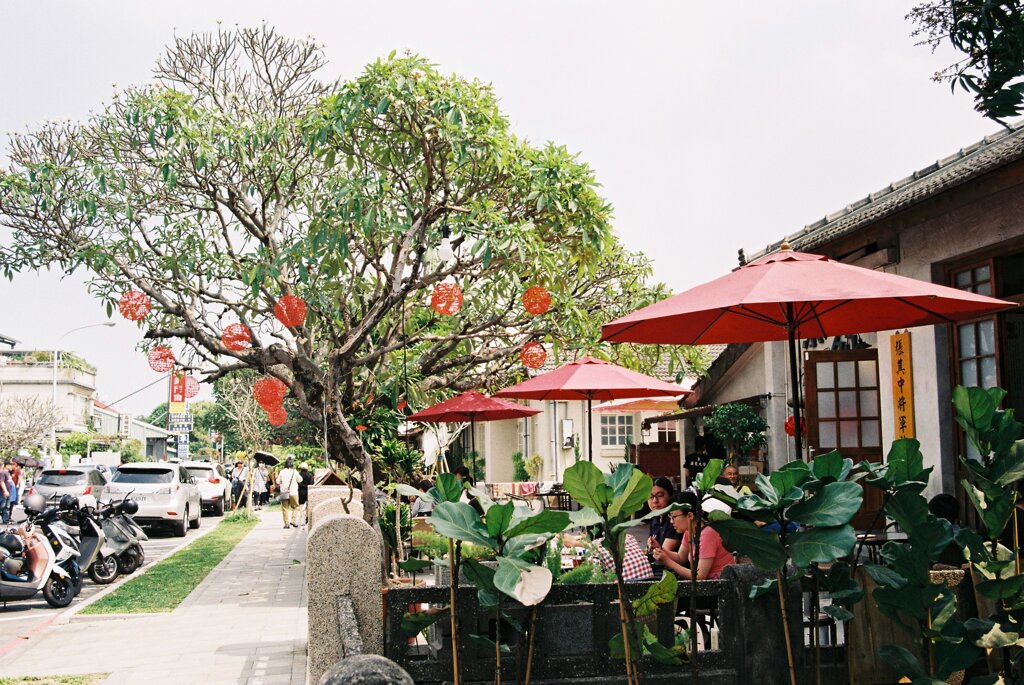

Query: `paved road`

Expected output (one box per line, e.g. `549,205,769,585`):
0,511,218,647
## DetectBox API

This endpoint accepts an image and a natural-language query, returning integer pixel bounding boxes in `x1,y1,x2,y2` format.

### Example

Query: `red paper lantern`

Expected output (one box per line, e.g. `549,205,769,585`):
520,342,547,369
522,286,551,316
274,295,307,327
147,346,175,373
252,377,288,409
267,407,288,427
784,415,806,437
118,290,151,321
430,283,463,316
221,323,252,351
184,376,200,399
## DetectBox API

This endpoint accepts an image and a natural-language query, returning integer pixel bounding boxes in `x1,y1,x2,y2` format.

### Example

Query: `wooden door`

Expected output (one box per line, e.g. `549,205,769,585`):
805,349,883,531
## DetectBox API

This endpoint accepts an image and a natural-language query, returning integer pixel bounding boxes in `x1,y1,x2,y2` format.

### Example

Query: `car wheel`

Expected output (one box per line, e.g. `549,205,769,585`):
89,556,119,585
172,507,187,537
189,504,201,529
213,498,224,517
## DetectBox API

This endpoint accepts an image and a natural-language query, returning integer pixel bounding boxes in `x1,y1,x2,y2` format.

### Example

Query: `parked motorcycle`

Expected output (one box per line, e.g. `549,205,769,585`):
96,497,146,576
31,494,83,596
0,493,77,608
59,495,120,585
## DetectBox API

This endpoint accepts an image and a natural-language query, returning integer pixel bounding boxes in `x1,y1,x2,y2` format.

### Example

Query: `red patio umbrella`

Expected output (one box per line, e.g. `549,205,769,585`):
601,244,1017,457
495,357,687,462
407,391,541,479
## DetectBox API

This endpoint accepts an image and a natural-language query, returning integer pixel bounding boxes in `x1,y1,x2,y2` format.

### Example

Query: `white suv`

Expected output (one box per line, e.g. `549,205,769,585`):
106,463,202,537
183,461,231,516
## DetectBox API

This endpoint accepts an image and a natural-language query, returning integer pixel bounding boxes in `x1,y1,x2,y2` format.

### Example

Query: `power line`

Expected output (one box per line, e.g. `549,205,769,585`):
103,373,170,411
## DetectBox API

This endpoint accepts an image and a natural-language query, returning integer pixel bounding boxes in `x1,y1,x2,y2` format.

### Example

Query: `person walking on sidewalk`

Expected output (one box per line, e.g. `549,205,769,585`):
277,457,301,528
297,462,314,525
252,463,268,511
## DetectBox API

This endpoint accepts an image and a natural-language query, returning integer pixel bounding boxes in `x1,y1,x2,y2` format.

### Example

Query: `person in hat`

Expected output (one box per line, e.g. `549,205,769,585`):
276,456,301,528
297,462,314,525
229,459,249,509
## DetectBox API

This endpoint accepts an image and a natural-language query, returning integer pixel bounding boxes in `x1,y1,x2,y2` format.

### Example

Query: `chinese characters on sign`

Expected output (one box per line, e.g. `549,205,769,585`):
169,370,187,414
890,331,915,439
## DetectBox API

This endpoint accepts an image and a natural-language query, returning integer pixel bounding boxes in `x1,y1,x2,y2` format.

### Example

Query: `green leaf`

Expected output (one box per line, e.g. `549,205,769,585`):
787,525,856,568
886,438,929,485
822,605,854,622
397,557,433,573
811,450,851,482
608,467,652,520
884,487,930,533
964,617,1021,649
568,507,603,527
485,501,515,539
991,439,1024,486
400,609,446,636
695,458,725,492
709,517,786,571
429,501,495,549
786,481,863,527
953,386,997,453
462,558,498,607
769,461,811,496
430,473,465,503
563,461,612,513
976,574,1024,601
395,483,433,503
879,644,926,680
494,558,553,606
632,572,677,616
749,577,778,600
864,564,908,589
505,510,570,539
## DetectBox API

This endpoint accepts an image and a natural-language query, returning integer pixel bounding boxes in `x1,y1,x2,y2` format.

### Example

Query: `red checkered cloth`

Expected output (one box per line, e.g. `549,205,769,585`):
593,535,654,581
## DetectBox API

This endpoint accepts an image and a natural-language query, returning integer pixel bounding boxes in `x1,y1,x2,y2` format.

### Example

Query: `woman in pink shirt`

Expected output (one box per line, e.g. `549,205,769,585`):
651,491,734,580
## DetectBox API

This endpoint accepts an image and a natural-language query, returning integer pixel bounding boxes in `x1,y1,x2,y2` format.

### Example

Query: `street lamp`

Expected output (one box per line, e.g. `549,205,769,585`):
51,322,116,457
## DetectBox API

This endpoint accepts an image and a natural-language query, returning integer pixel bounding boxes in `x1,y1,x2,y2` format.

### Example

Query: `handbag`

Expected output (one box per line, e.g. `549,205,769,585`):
278,471,295,504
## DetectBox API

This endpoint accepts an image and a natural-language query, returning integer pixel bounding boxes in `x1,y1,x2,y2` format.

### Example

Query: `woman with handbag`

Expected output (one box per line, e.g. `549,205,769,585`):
276,456,301,529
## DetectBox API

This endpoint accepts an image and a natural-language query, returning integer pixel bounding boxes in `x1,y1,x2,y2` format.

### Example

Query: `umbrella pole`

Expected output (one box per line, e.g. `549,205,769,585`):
471,417,477,483
786,314,804,460
587,396,593,462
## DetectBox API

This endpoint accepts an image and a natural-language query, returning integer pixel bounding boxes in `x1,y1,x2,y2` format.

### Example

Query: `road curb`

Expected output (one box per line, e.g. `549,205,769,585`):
54,514,226,625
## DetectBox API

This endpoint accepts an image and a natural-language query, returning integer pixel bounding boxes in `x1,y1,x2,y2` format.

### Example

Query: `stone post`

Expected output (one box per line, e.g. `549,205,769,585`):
307,513,383,684
311,497,364,528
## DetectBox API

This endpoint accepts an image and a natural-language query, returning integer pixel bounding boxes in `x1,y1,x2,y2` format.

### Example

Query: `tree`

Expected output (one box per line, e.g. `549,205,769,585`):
908,1,1024,122
0,27,704,526
0,396,61,458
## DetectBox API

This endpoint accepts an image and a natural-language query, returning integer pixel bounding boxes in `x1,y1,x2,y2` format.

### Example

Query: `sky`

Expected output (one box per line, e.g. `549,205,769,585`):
0,1,1003,416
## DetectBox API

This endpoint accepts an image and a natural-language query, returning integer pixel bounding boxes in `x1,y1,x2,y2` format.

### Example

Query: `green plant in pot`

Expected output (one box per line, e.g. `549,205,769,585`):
702,402,767,466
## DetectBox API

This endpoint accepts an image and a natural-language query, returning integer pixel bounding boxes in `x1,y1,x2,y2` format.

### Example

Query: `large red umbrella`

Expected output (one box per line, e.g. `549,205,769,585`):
601,244,1017,456
495,357,687,462
407,391,541,479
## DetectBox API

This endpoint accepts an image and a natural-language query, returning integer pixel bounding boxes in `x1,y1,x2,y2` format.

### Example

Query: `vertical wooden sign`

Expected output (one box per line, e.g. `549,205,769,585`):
890,331,915,439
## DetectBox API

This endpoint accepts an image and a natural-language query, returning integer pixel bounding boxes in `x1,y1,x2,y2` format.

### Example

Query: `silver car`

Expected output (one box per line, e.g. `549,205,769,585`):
31,466,109,504
105,463,202,537
183,461,231,516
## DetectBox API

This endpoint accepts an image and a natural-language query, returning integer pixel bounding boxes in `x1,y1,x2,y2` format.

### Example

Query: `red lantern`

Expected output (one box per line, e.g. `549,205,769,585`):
118,290,151,321
252,377,288,409
221,323,252,351
267,407,288,427
784,415,806,437
522,286,551,316
184,376,200,399
430,283,463,316
520,342,547,369
147,346,175,373
274,295,307,327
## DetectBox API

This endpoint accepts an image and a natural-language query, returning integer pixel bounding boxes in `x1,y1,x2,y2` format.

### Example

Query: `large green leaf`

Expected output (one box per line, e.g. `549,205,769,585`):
769,461,811,496
864,564,909,589
429,501,495,549
749,577,778,600
563,461,613,513
908,518,953,562
632,572,677,616
810,450,852,483
786,525,856,568
991,439,1024,485
964,617,1021,649
462,558,498,607
962,476,1015,539
400,609,446,636
695,458,725,492
568,507,603,528
879,644,926,680
608,468,652,520
505,510,570,539
431,473,465,503
493,558,553,606
485,501,515,539
397,557,433,573
395,483,433,503
886,438,929,485
884,487,930,533
606,463,635,497
709,517,786,571
932,622,983,679
786,481,862,527
953,386,997,453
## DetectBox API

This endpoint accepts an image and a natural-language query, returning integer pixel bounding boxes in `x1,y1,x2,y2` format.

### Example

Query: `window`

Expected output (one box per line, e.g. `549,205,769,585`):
657,423,678,443
600,414,634,447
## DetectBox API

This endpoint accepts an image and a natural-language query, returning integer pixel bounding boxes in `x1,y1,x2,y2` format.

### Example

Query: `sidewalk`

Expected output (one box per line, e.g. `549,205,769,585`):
0,509,308,685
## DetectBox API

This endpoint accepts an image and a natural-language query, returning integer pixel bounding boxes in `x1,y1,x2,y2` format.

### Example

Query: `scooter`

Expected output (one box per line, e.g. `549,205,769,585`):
61,496,119,585
97,497,146,576
0,493,77,608
30,495,83,595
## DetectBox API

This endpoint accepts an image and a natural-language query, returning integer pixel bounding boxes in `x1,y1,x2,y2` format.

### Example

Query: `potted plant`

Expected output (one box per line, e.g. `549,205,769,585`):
702,403,767,466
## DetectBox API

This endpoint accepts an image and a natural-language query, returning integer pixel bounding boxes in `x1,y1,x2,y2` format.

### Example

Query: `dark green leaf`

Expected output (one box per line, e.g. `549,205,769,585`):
885,487,930,533
864,564,908,589
563,461,612,513
695,458,725,492
964,617,1020,649
709,517,786,571
769,461,811,496
608,467,652,519
632,572,677,616
430,473,465,503
810,450,851,482
787,525,856,568
749,577,778,600
397,557,433,573
429,502,495,549
786,481,862,527
879,644,926,680
505,510,570,539
822,605,854,622
400,609,446,636
485,502,515,539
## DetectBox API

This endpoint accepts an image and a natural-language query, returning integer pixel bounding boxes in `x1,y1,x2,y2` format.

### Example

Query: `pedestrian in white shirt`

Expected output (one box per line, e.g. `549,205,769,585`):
276,456,301,528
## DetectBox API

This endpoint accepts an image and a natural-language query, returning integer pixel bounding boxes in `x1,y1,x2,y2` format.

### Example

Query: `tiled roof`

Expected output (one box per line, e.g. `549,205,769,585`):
748,121,1024,260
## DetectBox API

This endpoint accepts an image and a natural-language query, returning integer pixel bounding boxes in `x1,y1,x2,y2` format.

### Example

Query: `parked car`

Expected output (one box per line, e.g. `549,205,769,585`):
183,461,231,516
30,466,110,504
104,463,202,537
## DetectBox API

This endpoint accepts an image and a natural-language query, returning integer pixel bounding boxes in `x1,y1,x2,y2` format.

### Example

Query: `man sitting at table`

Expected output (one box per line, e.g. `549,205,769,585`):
651,491,734,580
